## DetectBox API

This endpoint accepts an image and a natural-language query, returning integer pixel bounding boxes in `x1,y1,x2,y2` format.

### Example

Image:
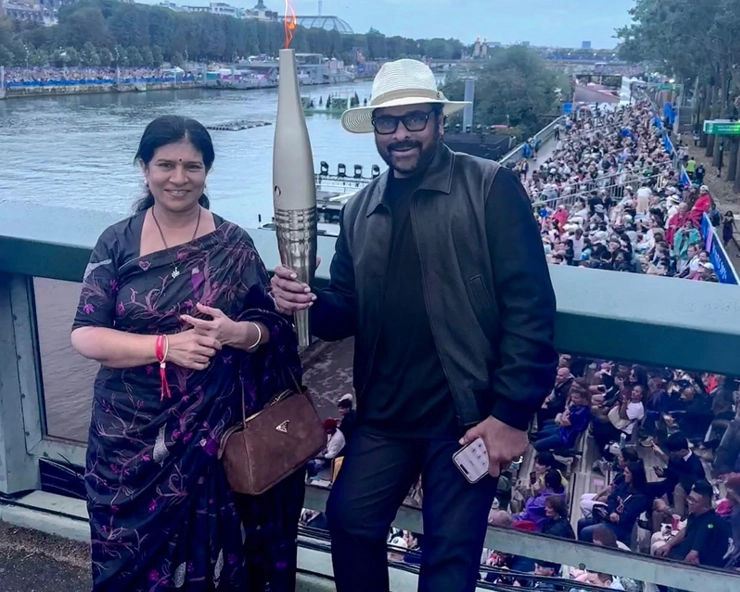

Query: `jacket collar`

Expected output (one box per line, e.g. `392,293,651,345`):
366,143,455,217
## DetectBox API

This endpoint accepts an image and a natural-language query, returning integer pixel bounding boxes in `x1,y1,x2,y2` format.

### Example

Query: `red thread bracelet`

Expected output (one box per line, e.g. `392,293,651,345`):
155,334,172,401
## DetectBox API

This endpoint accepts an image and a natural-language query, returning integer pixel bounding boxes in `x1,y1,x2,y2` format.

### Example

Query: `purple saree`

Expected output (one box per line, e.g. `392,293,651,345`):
73,211,305,591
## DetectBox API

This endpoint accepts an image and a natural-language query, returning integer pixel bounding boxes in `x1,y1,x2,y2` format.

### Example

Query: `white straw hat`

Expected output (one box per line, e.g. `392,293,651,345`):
341,59,469,134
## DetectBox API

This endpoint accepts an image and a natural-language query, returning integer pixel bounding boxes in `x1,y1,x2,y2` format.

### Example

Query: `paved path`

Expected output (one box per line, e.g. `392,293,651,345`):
0,522,89,592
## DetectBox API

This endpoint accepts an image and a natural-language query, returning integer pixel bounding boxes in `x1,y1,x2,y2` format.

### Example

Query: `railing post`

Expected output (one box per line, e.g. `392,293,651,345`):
0,273,41,494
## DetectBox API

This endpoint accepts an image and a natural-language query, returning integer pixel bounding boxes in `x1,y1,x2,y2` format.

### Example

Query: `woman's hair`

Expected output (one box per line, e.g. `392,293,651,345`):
626,460,647,492
544,469,564,493
133,115,215,212
545,493,568,518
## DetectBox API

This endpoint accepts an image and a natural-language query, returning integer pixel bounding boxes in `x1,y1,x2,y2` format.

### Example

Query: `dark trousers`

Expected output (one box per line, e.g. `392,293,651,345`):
326,428,498,592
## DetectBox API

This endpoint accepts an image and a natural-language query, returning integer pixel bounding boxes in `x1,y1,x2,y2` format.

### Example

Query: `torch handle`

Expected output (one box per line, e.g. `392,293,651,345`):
274,207,317,350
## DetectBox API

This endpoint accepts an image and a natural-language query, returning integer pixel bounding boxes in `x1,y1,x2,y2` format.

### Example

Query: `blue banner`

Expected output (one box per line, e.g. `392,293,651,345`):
701,214,738,285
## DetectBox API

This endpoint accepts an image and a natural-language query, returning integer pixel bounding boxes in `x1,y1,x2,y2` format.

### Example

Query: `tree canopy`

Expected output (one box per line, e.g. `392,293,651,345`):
0,0,466,68
615,0,740,165
440,45,560,139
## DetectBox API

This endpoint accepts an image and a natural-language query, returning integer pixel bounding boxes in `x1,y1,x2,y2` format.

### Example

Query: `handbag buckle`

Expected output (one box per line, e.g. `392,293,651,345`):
275,420,290,433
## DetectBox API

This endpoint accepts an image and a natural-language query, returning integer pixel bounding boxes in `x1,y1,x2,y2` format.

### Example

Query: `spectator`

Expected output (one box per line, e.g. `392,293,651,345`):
654,480,731,568
578,461,648,546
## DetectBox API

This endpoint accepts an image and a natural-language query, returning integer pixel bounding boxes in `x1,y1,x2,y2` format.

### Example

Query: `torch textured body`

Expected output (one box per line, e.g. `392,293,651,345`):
273,48,317,348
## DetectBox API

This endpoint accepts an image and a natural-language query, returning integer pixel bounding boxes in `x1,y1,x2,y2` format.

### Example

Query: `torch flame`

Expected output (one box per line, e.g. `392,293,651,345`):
284,0,297,49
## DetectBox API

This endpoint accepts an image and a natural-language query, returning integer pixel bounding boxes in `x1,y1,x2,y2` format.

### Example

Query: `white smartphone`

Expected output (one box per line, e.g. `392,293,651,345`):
452,438,489,483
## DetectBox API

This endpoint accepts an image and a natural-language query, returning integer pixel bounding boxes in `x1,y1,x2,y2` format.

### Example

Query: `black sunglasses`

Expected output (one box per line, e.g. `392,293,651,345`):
371,110,437,135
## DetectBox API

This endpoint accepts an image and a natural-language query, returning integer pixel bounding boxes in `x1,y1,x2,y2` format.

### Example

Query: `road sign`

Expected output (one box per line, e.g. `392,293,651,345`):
562,103,573,114
703,120,740,136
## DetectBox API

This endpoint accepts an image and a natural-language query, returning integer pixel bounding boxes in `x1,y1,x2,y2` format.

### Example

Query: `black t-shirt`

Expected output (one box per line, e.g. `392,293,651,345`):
672,509,731,567
360,173,458,438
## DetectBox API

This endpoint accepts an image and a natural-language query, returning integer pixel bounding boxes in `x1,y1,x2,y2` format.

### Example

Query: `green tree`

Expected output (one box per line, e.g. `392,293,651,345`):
127,46,143,67
441,45,558,138
65,47,80,67
0,44,13,67
98,47,113,67
151,45,164,68
80,41,100,67
113,44,128,66
140,46,154,68
30,48,48,67
615,0,740,165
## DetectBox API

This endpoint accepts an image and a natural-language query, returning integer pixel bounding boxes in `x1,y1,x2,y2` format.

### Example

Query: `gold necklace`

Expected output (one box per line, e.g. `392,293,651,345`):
151,206,202,279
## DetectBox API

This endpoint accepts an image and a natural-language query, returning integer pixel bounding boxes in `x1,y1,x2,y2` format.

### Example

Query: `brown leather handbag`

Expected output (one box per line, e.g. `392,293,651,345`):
218,371,326,496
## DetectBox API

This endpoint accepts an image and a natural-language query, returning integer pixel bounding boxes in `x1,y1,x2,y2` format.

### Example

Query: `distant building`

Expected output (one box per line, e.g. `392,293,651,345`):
162,1,277,20
581,41,592,49
0,0,63,25
243,0,278,21
295,15,354,34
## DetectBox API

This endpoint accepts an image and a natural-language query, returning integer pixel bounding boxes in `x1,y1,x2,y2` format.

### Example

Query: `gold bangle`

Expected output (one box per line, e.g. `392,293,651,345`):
247,322,262,351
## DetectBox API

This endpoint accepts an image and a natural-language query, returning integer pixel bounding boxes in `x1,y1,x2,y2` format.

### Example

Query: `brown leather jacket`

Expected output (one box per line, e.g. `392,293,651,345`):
311,145,557,429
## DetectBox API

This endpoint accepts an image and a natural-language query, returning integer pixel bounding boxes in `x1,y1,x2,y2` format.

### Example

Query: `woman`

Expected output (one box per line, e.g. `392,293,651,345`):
722,210,737,247
512,470,566,532
542,495,575,540
71,115,303,591
577,461,648,546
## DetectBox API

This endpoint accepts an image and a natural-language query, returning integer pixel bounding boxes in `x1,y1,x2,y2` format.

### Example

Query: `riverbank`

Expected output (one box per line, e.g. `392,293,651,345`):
2,80,200,100
1,75,375,101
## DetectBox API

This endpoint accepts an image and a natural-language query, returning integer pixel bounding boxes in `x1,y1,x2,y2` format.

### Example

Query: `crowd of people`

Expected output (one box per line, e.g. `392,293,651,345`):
511,101,726,282
302,354,740,591
3,67,187,86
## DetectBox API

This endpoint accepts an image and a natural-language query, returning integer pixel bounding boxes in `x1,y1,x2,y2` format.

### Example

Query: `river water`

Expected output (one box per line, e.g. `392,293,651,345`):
0,81,379,444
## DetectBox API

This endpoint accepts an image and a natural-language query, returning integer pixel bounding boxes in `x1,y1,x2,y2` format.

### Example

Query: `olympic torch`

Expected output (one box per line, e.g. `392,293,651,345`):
273,2,317,349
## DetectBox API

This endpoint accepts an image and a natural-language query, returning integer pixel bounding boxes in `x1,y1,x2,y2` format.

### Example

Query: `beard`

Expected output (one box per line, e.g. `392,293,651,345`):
376,128,441,177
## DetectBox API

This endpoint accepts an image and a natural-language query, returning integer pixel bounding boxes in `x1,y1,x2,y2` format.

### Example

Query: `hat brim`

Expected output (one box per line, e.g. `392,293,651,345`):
341,97,470,134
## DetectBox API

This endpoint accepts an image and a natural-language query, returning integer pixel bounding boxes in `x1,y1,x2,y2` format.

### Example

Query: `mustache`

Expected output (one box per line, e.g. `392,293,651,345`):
388,142,421,152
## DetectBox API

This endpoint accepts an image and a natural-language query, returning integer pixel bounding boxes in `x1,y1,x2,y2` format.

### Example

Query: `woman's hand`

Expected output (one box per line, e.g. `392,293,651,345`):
167,329,221,370
181,303,240,346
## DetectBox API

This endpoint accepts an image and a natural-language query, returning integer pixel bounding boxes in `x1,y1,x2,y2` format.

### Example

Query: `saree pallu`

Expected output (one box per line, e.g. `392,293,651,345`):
74,216,304,591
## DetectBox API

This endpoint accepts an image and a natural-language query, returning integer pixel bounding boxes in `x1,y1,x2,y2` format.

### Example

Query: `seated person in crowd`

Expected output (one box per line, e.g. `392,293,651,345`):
534,380,591,452
578,461,648,546
581,447,640,518
513,470,567,532
592,385,645,463
512,451,568,513
647,433,707,531
653,480,730,568
542,494,575,540
662,384,713,442
538,365,575,429
306,419,345,477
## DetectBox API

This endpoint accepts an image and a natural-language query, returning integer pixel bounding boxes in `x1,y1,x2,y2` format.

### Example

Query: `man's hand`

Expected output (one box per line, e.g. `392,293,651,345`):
460,416,528,478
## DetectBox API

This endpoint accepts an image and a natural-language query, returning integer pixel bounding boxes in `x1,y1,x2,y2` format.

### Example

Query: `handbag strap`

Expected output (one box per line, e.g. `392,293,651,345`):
238,361,305,428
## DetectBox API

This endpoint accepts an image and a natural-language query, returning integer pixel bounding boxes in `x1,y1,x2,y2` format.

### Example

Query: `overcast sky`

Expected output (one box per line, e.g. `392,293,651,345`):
139,0,635,48
272,0,632,48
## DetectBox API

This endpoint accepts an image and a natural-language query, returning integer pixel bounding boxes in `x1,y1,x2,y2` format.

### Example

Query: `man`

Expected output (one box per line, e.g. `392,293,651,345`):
649,433,707,527
271,59,557,592
336,394,356,449
654,480,730,568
